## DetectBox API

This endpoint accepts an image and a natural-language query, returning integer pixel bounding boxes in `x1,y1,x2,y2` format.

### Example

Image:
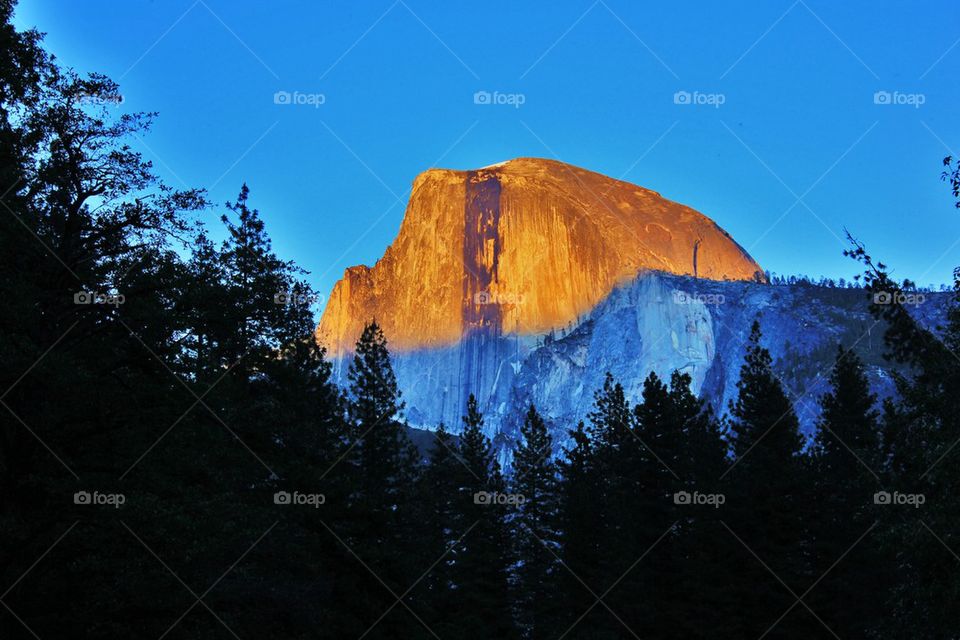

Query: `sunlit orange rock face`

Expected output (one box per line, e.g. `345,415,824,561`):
317,157,763,355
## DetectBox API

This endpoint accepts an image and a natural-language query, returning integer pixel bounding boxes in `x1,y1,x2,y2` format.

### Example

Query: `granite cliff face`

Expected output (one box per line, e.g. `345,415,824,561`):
314,158,950,458
323,269,951,461
317,157,764,356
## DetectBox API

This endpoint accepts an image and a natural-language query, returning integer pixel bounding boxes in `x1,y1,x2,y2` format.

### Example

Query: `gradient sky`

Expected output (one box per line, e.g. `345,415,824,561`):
13,1,960,311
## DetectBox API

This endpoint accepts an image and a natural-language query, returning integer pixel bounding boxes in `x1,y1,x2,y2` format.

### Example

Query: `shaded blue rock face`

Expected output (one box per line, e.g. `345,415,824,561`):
330,272,951,457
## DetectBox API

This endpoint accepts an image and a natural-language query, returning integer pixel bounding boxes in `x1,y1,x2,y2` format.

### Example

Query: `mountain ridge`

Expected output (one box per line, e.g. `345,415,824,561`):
317,157,765,356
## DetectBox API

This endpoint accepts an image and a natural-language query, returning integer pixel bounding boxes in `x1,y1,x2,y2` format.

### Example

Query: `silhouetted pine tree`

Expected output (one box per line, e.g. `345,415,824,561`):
346,321,415,504
805,345,886,637
579,372,659,638
554,421,609,639
618,372,680,637
341,321,421,638
725,320,814,638
585,372,635,580
414,423,460,635
219,184,311,370
212,184,321,479
587,373,634,455
182,231,228,379
511,404,559,640
451,394,518,640
664,371,739,639
667,371,729,483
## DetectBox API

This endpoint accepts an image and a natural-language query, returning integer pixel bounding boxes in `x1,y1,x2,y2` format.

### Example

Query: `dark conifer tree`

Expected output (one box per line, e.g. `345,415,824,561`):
617,372,679,636
451,394,517,640
346,321,414,507
586,372,634,455
181,231,228,379
342,320,420,638
667,371,739,639
219,184,311,370
725,320,813,637
554,421,607,638
511,404,559,640
668,370,729,483
583,372,663,638
414,423,460,635
806,345,886,637
585,372,635,590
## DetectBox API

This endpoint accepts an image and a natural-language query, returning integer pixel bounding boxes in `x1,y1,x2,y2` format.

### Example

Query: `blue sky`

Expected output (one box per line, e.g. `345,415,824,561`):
14,0,960,307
